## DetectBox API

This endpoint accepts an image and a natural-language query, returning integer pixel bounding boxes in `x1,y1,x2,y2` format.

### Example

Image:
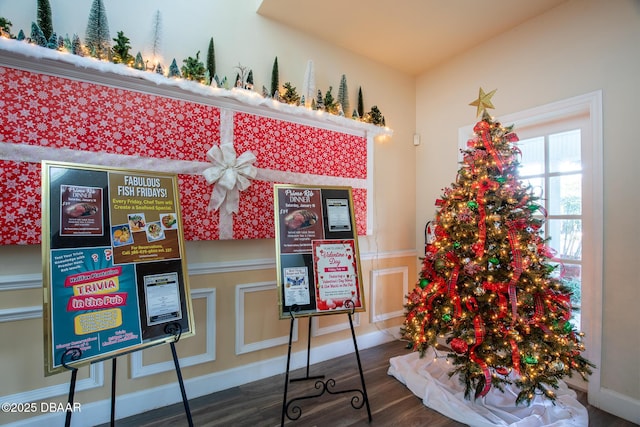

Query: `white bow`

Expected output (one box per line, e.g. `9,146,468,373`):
203,144,257,214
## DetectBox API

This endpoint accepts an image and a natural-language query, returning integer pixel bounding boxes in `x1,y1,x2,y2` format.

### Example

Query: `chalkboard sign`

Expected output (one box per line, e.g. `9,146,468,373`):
274,184,365,319
41,161,194,376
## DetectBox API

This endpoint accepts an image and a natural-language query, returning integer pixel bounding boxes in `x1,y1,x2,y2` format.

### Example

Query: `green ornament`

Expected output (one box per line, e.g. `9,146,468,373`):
563,321,573,333
524,355,538,365
527,204,539,212
496,176,506,183
442,313,452,322
489,257,499,264
453,242,461,249
467,201,478,209
419,278,430,289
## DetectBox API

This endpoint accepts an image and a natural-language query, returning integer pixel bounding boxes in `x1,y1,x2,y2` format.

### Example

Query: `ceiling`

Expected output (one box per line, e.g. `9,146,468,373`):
257,0,568,76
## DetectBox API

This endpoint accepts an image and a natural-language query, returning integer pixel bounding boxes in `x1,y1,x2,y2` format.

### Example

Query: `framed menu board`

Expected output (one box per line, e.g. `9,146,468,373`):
41,161,194,376
274,184,365,319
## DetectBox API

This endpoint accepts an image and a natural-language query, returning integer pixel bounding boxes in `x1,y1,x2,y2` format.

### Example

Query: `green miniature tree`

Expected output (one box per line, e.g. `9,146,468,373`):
246,70,254,90
111,31,133,65
363,105,385,126
17,29,26,41
133,52,145,70
168,58,181,78
206,37,216,79
30,22,47,47
281,82,300,105
0,17,13,38
71,33,84,56
337,74,350,118
316,89,324,110
46,32,57,49
271,56,279,98
37,0,53,40
324,86,338,114
181,51,206,82
357,87,364,118
85,0,111,60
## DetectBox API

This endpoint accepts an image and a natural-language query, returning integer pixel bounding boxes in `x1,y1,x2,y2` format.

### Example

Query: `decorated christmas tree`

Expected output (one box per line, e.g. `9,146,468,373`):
401,89,594,405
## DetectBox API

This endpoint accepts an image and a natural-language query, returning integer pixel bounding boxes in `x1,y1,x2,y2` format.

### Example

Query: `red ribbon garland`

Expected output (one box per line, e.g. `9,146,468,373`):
426,278,447,311
506,220,523,324
545,289,572,320
466,297,492,397
445,251,462,318
482,281,509,319
474,121,504,173
510,339,521,375
472,179,499,259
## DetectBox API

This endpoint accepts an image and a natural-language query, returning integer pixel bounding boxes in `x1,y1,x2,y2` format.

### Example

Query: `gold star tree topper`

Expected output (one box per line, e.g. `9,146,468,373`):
469,88,497,117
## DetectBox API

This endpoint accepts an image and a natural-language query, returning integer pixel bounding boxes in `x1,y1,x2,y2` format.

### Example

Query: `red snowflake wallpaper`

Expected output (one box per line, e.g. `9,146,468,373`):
0,66,369,245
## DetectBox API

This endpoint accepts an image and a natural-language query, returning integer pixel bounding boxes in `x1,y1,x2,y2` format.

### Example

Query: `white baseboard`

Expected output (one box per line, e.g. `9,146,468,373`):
589,386,640,424
5,327,401,427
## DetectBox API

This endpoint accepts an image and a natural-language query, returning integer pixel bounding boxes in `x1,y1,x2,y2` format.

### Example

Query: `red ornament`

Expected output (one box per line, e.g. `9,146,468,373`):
450,338,468,354
495,366,510,376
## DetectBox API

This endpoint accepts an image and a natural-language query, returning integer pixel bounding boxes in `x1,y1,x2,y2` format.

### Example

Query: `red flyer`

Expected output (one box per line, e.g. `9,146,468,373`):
312,239,362,311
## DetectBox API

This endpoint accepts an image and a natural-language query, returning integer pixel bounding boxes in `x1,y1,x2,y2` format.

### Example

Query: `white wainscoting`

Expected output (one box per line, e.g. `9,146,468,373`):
369,266,409,322
130,288,216,378
235,281,298,355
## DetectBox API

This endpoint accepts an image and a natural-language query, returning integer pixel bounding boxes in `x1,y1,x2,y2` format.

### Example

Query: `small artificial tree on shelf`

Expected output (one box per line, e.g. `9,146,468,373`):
401,88,594,405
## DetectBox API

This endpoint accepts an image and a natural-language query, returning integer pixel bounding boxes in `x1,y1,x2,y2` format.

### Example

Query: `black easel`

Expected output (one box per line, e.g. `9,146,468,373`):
280,301,371,426
61,323,193,427
164,323,194,427
61,347,82,427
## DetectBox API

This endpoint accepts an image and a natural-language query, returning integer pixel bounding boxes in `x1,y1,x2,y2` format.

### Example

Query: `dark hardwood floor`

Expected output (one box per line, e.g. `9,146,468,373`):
101,340,637,427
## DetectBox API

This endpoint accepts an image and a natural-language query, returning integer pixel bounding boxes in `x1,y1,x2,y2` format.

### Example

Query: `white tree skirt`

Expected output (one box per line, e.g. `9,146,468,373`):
388,348,588,427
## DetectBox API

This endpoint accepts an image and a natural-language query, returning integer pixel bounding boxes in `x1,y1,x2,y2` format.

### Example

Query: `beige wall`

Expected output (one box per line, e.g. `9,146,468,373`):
0,1,417,424
414,0,640,409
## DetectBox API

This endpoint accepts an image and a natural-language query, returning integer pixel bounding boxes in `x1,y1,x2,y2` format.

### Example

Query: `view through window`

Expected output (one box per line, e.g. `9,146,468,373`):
517,128,583,328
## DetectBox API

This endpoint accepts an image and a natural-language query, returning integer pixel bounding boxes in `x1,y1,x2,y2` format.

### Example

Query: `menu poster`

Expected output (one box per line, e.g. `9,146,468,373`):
135,259,191,341
274,184,365,318
108,172,181,265
276,187,323,254
42,161,194,376
60,185,104,236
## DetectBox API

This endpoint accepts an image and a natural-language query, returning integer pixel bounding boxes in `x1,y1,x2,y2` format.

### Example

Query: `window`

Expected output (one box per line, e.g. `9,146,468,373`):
518,126,585,327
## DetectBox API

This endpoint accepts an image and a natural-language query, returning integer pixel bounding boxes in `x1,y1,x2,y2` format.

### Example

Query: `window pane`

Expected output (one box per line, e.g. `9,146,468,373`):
550,263,582,308
547,218,582,260
517,136,544,176
548,174,582,215
549,130,581,173
521,176,544,200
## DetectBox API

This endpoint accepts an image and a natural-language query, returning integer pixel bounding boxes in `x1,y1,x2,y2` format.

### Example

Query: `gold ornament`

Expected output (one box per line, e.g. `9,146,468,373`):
469,88,497,117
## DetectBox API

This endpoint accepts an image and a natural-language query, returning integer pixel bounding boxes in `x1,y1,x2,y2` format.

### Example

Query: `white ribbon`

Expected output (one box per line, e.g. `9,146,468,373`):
203,144,257,215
